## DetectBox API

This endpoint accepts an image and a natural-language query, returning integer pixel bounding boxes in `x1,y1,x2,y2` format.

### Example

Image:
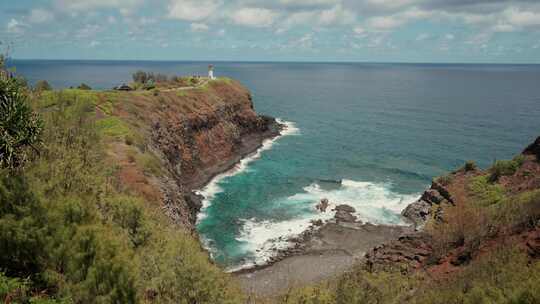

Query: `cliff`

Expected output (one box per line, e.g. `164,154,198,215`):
271,137,540,303
366,136,540,272
100,79,281,229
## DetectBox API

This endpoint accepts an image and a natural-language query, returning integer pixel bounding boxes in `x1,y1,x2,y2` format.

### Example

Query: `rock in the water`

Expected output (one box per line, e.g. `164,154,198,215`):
335,210,357,223
311,219,324,226
334,204,356,213
333,204,357,223
316,198,329,212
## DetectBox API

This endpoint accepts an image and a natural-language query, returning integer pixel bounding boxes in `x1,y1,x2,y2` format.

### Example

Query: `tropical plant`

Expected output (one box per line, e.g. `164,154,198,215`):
0,77,43,169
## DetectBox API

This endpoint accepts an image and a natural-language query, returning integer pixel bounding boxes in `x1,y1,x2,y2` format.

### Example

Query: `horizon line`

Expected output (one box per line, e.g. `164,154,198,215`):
9,58,540,65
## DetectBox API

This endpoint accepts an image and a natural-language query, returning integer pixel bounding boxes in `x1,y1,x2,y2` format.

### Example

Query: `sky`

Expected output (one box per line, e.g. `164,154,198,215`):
1,0,540,63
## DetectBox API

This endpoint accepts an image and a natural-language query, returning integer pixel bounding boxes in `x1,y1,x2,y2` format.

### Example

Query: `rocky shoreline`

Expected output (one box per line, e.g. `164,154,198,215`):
235,200,412,295
236,202,418,275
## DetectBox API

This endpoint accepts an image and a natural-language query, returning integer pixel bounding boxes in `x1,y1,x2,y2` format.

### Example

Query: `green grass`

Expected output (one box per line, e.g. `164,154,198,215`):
96,117,133,138
136,152,164,177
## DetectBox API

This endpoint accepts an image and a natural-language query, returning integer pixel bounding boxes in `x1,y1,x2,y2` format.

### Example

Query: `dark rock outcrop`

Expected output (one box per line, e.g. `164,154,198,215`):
402,180,453,228
365,233,433,272
523,136,540,159
334,204,357,223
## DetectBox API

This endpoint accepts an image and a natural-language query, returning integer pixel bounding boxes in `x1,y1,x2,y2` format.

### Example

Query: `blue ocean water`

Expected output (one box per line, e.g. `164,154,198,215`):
12,60,540,269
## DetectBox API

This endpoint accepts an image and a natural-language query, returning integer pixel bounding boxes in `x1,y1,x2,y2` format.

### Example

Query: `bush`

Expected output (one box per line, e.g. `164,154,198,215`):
0,77,43,169
489,155,525,182
436,174,453,186
468,175,505,206
464,160,477,172
427,201,491,262
77,83,91,90
132,70,148,84
414,247,540,304
34,80,52,91
491,190,540,232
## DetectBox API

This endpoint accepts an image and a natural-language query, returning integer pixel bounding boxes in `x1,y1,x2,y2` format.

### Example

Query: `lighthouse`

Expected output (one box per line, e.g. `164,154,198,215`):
208,64,215,80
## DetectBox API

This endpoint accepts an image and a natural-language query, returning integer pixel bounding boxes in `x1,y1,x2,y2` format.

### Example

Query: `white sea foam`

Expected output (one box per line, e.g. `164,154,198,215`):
195,119,299,222
229,180,421,271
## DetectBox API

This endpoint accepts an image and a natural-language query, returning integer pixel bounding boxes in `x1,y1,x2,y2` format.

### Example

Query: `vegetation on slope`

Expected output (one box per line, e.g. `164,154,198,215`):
0,71,244,303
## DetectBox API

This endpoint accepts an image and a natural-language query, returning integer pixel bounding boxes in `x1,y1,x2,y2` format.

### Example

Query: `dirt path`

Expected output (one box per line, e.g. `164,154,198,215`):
162,78,210,92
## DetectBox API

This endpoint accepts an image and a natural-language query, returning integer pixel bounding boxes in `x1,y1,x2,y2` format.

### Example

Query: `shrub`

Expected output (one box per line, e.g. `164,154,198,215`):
77,83,91,90
489,155,525,182
34,80,52,91
468,175,505,206
132,70,148,84
415,247,540,304
436,174,453,186
0,77,43,169
427,201,491,262
491,190,540,232
464,160,477,172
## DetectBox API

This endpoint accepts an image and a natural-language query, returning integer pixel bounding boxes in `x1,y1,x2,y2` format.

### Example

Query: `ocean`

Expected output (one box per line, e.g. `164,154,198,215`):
11,60,540,270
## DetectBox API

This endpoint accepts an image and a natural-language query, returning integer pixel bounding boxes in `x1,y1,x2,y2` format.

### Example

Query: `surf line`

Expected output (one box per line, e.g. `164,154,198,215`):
195,118,300,223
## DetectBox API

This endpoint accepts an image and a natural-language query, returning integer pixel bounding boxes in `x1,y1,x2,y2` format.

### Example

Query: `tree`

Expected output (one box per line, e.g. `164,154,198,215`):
77,83,92,90
34,80,52,91
132,70,148,84
0,77,43,169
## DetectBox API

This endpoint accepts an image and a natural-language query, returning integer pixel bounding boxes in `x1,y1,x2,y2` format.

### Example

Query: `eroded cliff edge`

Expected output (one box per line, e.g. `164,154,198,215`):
102,79,281,230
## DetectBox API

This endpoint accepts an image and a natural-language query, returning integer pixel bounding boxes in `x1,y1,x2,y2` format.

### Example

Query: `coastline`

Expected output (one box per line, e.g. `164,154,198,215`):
189,117,295,257
235,219,413,296
182,112,421,294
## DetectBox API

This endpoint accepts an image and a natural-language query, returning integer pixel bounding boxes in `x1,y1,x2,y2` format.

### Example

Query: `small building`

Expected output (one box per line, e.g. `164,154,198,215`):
208,65,215,80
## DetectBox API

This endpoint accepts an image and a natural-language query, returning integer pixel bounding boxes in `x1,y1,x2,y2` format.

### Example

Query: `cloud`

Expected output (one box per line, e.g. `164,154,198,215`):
28,8,54,24
230,8,278,27
319,4,355,25
6,19,27,34
504,7,540,27
168,0,222,21
55,0,143,14
76,24,102,39
191,23,210,32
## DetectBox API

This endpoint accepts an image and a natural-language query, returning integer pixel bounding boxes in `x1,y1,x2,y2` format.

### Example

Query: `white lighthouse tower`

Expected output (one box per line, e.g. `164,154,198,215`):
208,64,215,80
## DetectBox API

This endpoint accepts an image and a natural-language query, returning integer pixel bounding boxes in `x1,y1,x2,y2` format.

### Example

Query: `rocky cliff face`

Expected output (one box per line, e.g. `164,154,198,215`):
108,79,281,230
366,136,540,272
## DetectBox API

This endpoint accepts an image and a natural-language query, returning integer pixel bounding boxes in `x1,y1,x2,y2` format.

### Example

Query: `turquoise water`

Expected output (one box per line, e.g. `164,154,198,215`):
12,61,540,269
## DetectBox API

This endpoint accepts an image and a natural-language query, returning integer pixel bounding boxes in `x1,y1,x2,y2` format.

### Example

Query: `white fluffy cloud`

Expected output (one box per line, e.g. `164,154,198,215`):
168,0,222,21
231,8,278,27
28,9,54,24
55,0,142,13
504,7,540,27
6,19,27,34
